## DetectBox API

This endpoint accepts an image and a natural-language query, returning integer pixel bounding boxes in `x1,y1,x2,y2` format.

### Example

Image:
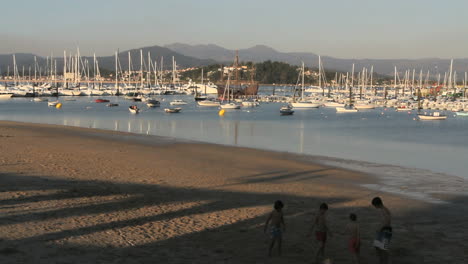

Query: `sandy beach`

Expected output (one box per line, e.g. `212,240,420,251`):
0,121,466,263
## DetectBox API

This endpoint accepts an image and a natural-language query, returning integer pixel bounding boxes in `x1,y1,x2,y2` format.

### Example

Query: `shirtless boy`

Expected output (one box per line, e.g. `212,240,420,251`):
346,213,360,264
264,200,285,257
372,197,392,264
309,203,330,263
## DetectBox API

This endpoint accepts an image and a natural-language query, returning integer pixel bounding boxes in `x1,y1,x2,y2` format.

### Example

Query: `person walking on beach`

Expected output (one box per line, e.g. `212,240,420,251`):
346,213,360,264
264,200,285,257
372,197,392,264
308,203,331,264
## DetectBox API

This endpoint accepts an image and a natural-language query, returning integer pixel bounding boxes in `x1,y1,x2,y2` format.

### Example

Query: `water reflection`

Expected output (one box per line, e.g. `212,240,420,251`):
299,121,304,154
1,96,468,178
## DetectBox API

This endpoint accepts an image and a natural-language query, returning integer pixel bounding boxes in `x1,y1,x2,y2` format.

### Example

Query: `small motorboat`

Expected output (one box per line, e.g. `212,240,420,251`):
291,101,321,108
220,103,241,109
354,104,375,110
48,101,60,107
0,94,13,99
396,106,409,112
418,111,447,120
146,99,160,108
280,105,294,115
323,101,345,107
95,99,110,103
170,100,188,105
64,98,76,101
128,105,140,114
164,107,182,113
33,97,48,102
455,112,468,117
107,103,119,107
198,100,220,107
132,97,143,102
336,107,358,113
242,101,259,107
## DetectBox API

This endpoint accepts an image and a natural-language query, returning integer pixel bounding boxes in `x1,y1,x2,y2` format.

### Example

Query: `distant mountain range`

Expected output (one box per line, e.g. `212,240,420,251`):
165,43,468,77
1,43,468,77
0,45,215,75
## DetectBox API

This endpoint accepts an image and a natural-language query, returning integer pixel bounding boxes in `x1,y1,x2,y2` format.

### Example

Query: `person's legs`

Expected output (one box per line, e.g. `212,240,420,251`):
278,236,282,256
268,238,276,257
352,252,360,264
315,241,324,263
375,248,384,264
382,250,389,264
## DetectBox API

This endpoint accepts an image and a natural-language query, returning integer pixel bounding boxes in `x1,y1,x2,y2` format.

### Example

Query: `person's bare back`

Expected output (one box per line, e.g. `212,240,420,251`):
379,206,391,229
346,221,359,239
315,212,328,232
269,210,283,228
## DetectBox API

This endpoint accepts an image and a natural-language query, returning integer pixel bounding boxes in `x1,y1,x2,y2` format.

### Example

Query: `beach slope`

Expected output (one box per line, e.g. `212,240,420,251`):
0,121,466,263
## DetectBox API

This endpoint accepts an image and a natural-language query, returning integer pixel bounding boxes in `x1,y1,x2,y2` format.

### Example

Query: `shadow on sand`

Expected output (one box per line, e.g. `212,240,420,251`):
0,171,467,264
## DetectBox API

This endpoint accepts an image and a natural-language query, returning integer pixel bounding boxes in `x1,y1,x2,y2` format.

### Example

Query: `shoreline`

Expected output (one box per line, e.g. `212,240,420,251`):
0,121,467,263
1,97,467,180
2,120,465,204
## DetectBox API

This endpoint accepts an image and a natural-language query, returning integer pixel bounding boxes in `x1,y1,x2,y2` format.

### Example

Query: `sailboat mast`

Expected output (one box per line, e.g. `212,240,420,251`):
63,51,67,88
34,56,37,86
128,51,131,87
147,52,151,88
418,69,423,113
140,49,143,89
319,56,323,96
448,59,453,89
301,61,305,100
172,56,175,85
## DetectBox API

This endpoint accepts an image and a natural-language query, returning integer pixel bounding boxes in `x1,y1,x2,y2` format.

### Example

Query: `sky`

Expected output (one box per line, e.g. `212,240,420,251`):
1,0,468,59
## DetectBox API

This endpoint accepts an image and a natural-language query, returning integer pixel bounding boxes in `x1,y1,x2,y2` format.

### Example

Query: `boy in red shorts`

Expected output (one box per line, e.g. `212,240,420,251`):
346,213,360,264
309,203,330,263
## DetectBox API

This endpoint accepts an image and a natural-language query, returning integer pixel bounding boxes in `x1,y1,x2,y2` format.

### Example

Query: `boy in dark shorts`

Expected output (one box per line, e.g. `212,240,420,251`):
346,213,360,264
264,200,285,257
309,203,330,263
372,197,392,264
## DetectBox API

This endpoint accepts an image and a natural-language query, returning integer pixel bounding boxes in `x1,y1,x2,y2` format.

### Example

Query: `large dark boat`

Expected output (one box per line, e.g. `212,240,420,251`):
216,51,259,98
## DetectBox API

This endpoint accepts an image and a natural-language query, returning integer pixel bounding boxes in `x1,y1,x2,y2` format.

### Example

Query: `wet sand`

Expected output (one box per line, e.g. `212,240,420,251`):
0,121,466,263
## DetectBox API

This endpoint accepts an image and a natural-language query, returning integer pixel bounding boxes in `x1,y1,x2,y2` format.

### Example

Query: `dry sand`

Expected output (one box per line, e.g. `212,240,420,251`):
0,121,466,264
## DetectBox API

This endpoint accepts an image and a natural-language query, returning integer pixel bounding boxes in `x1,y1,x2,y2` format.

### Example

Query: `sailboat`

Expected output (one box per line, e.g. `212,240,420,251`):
194,68,208,101
415,77,446,120
336,72,358,113
291,62,320,108
220,72,241,109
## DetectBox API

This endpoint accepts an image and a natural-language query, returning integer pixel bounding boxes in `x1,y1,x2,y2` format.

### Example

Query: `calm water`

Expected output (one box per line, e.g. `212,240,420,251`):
1,92,467,180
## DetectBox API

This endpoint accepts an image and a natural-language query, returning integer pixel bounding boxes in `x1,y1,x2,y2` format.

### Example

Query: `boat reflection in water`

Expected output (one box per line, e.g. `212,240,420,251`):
1,96,468,179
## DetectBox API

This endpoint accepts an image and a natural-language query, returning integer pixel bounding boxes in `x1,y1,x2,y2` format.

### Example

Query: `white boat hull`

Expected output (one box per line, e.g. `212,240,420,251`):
336,107,358,113
220,103,241,109
323,102,345,107
291,102,320,108
418,115,447,120
354,104,375,110
0,94,13,99
242,101,259,107
198,101,220,107
170,101,188,105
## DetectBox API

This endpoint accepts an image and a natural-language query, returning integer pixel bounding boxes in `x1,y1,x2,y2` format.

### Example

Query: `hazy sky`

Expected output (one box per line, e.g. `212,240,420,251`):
2,0,468,59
